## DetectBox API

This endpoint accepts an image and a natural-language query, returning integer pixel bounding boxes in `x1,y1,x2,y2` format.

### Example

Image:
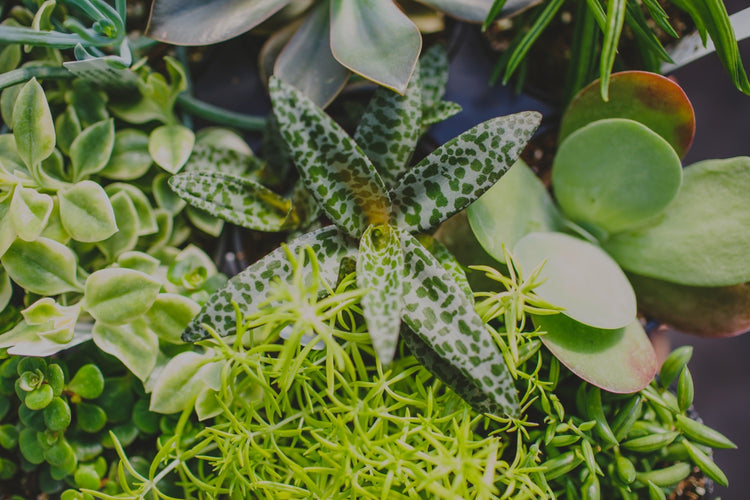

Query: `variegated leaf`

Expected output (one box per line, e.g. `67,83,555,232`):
182,226,357,342
183,142,262,177
269,76,391,239
416,233,474,303
169,171,296,232
419,44,451,113
398,229,519,417
423,101,463,126
357,224,404,365
390,111,542,233
354,64,422,189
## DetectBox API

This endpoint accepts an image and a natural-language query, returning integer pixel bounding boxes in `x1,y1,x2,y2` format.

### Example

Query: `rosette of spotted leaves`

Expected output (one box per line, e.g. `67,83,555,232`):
182,74,539,417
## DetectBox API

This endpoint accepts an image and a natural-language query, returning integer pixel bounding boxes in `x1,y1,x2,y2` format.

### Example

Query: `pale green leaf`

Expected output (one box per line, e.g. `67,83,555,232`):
149,124,195,174
330,0,421,93
144,294,200,344
2,237,82,295
186,205,223,237
391,111,542,233
0,85,21,134
0,320,92,356
117,251,161,275
68,80,108,128
70,118,115,181
153,173,186,215
0,197,15,257
357,224,404,365
12,78,55,169
148,350,221,414
95,191,139,260
58,181,118,242
54,105,81,156
99,129,152,181
21,298,80,344
92,320,159,381
104,183,158,236
141,209,173,253
0,268,11,311
9,186,52,241
84,268,161,325
39,198,69,244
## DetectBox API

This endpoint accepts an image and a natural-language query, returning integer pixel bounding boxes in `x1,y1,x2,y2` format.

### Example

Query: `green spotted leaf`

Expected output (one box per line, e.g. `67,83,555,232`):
399,229,519,417
149,124,195,174
391,111,541,233
92,320,158,382
183,142,260,177
99,129,152,181
58,181,118,243
12,78,55,170
270,76,391,238
2,237,82,295
419,44,451,114
169,171,296,231
84,268,161,325
183,226,357,342
69,119,115,182
9,186,52,241
354,66,422,188
357,224,404,365
417,233,474,303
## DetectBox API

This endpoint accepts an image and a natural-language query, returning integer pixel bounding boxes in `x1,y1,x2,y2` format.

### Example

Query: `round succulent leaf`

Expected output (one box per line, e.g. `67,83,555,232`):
54,105,81,156
76,402,108,433
418,0,494,22
25,384,53,410
153,173,186,215
559,71,695,158
58,181,118,242
2,237,82,295
330,0,421,94
9,186,52,241
43,397,71,432
274,1,350,109
604,157,750,287
18,428,44,464
533,314,657,393
69,118,115,181
186,205,224,237
146,0,292,45
67,364,105,400
84,268,161,325
149,124,195,174
553,119,682,236
104,183,158,236
148,350,220,414
12,78,55,170
117,251,161,275
95,191,139,261
514,232,636,329
92,321,159,382
468,160,565,263
99,129,152,180
144,293,200,344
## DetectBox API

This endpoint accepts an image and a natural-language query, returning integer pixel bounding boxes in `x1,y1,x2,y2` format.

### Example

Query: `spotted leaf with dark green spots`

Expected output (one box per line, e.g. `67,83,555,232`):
269,76,391,239
390,111,542,233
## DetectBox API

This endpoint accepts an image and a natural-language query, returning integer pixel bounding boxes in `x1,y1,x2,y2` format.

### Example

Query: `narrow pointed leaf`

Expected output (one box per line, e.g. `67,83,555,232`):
330,0,421,94
2,237,82,295
58,181,118,243
357,224,404,365
183,226,357,342
169,171,296,231
399,229,519,417
391,111,541,233
417,233,474,303
274,1,350,109
270,76,390,238
10,186,52,241
184,143,261,177
422,101,463,126
354,64,422,188
12,78,55,170
92,321,158,382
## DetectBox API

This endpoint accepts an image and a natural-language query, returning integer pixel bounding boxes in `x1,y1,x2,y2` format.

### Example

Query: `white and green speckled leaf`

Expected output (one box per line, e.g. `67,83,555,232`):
418,44,462,125
353,65,422,188
270,76,391,238
417,233,474,303
182,226,357,342
422,101,463,126
398,229,519,417
169,171,296,232
390,111,541,233
183,142,262,177
357,224,404,365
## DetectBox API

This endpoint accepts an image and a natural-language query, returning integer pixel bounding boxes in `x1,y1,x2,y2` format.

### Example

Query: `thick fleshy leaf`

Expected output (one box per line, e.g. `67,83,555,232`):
553,119,682,236
354,64,422,188
144,294,200,344
99,129,152,180
92,320,158,382
0,268,12,311
149,350,222,414
399,230,519,417
605,157,750,287
357,224,404,365
186,206,224,237
2,237,82,295
9,186,52,241
391,111,541,233
104,183,158,236
559,71,695,158
118,251,161,275
418,0,493,22
146,0,291,45
532,315,657,393
152,173,186,215
274,1,350,109
149,125,195,174
330,0,421,93
58,181,118,243
96,191,139,260
22,298,81,344
0,320,92,357
417,233,474,303
54,106,81,156
0,197,15,257
12,78,55,169
69,119,115,181
183,143,259,177
169,172,295,231
183,226,357,342
468,161,565,264
514,232,636,329
84,268,161,325
270,76,390,238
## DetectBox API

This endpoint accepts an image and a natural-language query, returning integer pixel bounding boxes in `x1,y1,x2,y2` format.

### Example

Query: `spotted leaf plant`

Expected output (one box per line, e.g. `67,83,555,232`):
175,56,541,416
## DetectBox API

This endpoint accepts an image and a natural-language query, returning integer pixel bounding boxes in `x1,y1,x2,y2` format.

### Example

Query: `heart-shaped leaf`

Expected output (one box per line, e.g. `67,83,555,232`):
96,191,139,260
84,268,161,325
330,0,421,93
391,111,541,233
559,71,696,158
399,230,519,417
274,1,350,109
605,157,750,287
144,294,200,344
69,119,115,182
99,129,152,180
92,320,158,382
12,78,55,170
149,124,195,174
148,350,221,414
169,171,295,231
468,161,565,263
270,76,391,238
58,181,118,243
514,232,636,329
183,226,357,342
357,224,404,365
9,186,52,241
2,237,82,295
532,314,657,393
552,118,682,235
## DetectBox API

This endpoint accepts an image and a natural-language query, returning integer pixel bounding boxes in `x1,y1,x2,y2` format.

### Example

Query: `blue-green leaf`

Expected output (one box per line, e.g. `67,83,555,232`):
420,0,494,22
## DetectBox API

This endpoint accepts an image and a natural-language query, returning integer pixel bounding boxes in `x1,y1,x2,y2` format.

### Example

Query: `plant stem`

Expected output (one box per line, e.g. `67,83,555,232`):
0,66,74,90
176,92,267,132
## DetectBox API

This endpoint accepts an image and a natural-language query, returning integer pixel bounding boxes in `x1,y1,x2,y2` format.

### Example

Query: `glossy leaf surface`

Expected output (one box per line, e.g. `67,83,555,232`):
99,129,152,180
149,124,195,174
69,119,115,182
84,269,161,325
2,237,81,295
9,186,52,241
93,321,158,382
12,78,54,170
144,294,200,344
58,181,118,243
